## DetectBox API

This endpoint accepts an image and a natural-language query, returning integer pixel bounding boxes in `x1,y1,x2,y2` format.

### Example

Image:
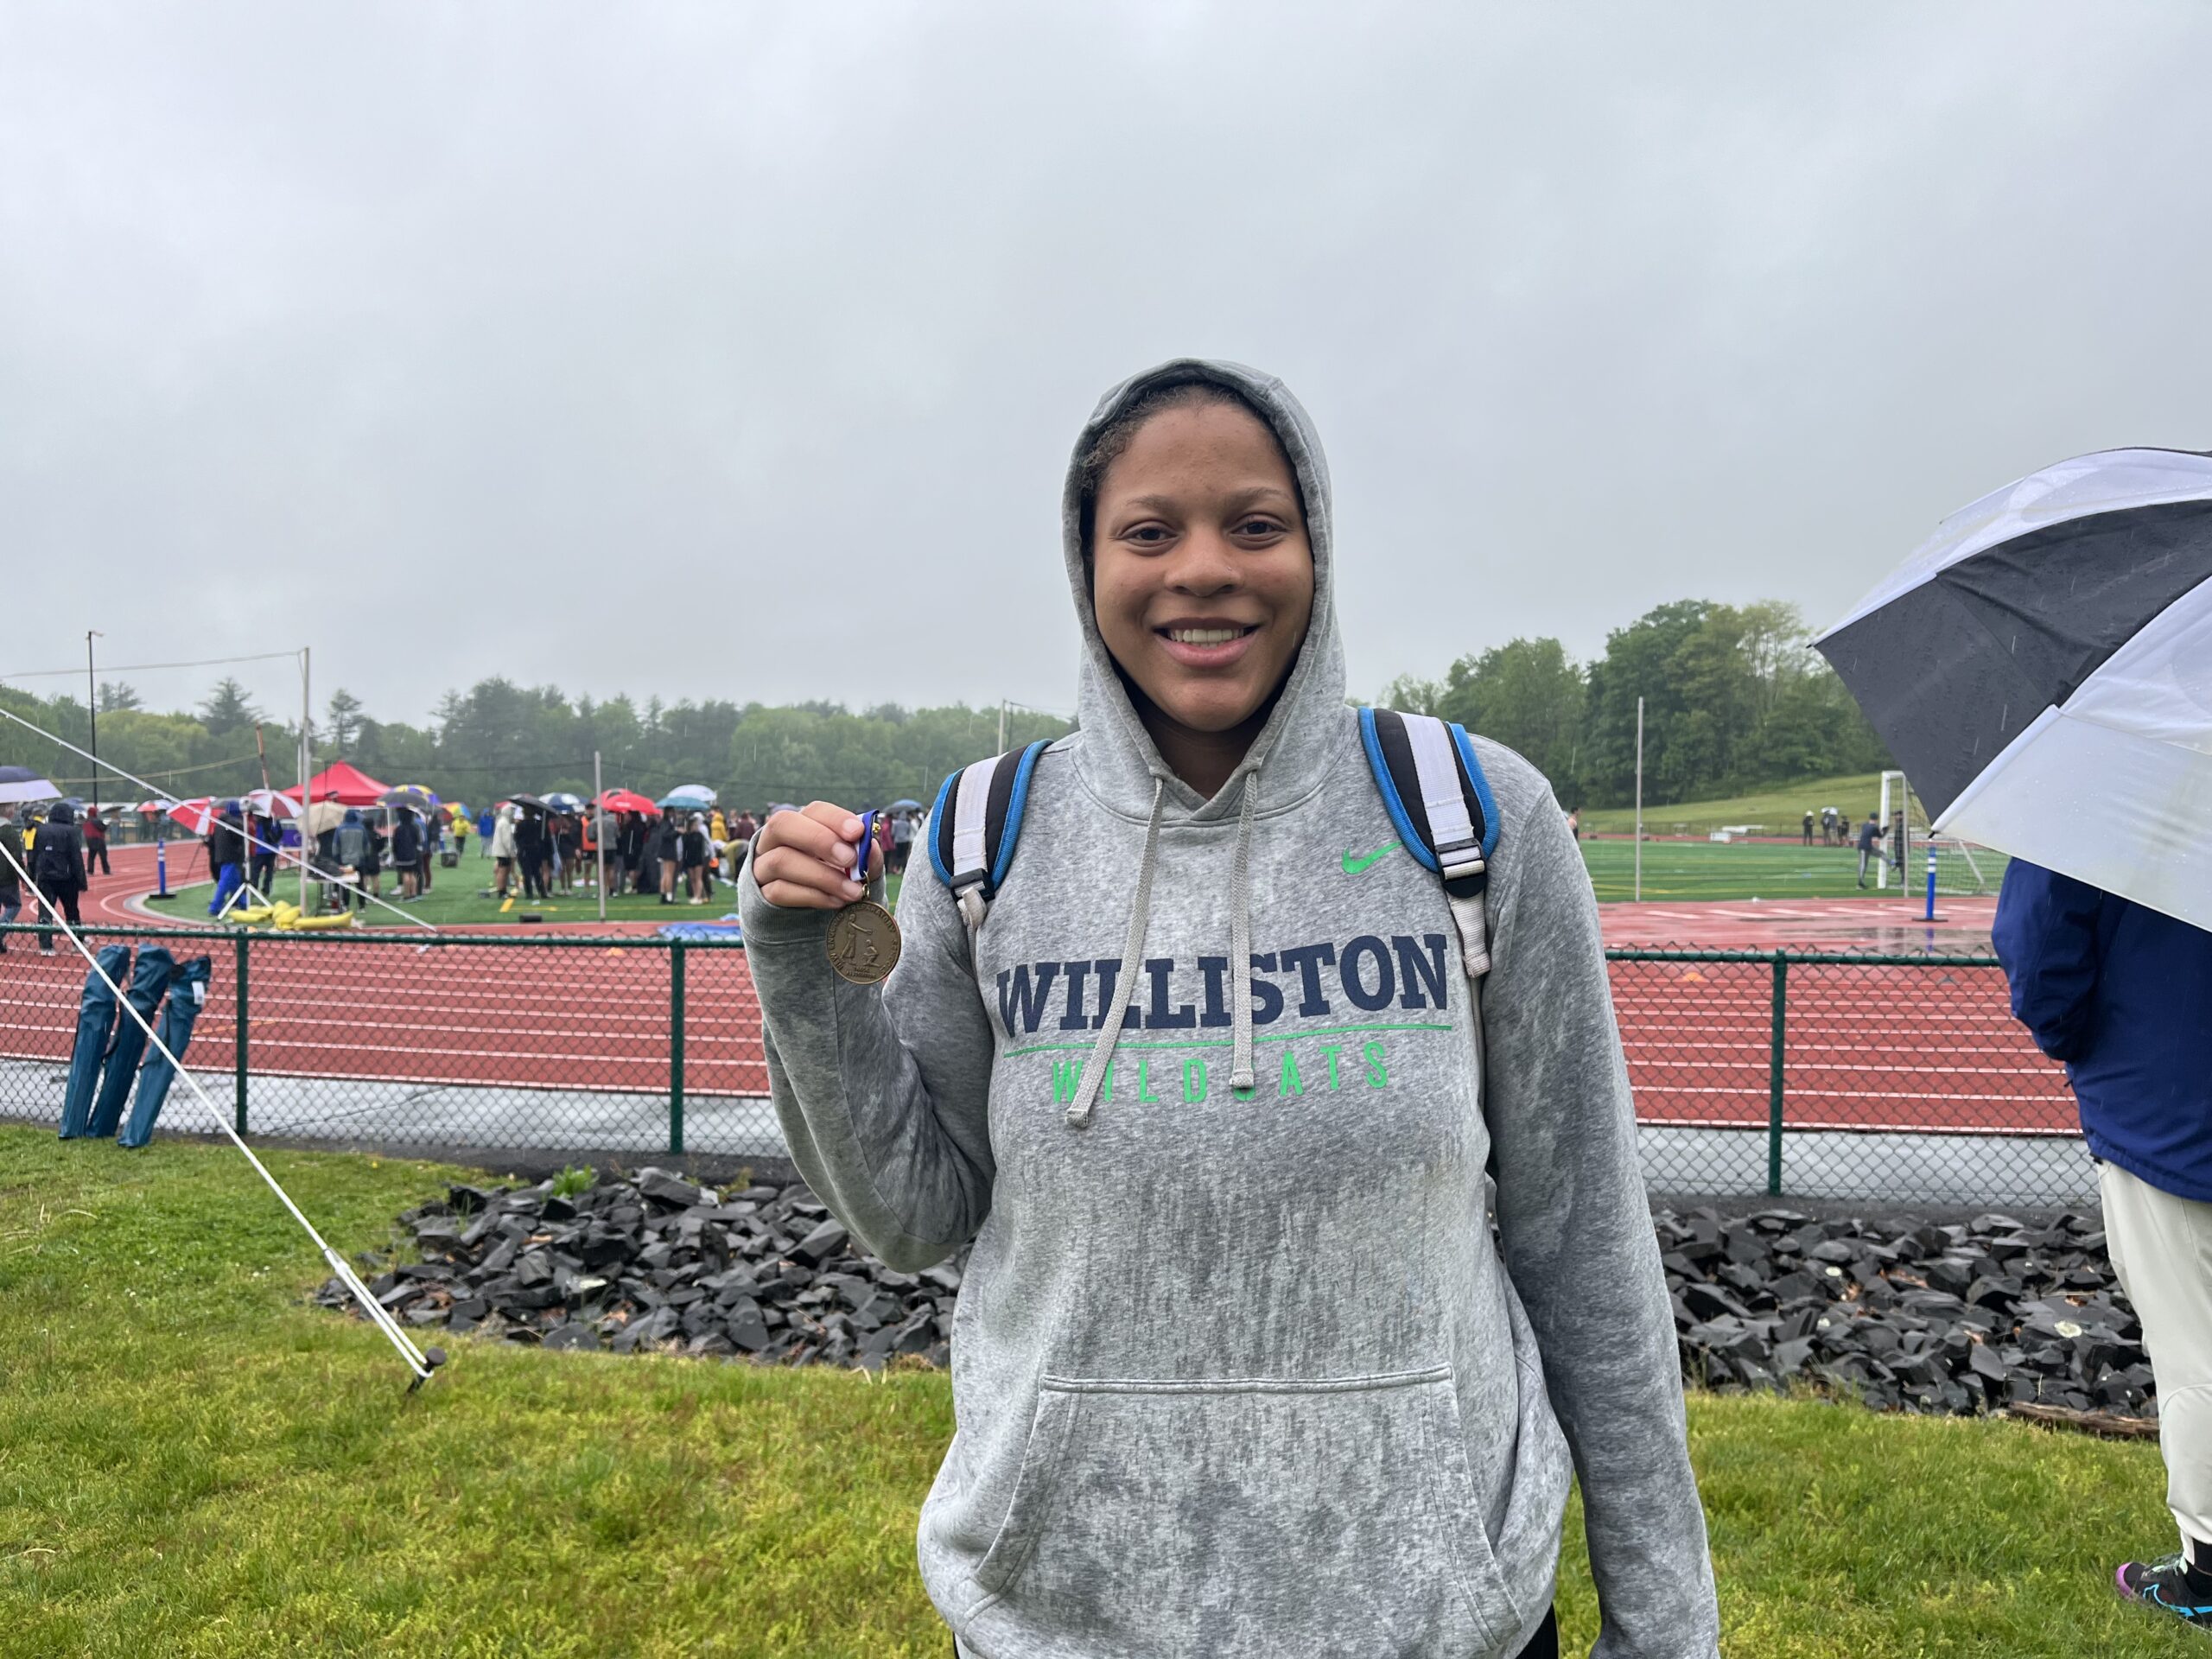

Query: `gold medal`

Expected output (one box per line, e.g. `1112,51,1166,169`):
827,897,902,984
826,810,902,984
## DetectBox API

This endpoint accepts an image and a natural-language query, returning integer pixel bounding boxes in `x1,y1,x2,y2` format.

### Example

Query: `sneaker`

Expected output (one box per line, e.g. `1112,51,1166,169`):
2117,1555,2212,1629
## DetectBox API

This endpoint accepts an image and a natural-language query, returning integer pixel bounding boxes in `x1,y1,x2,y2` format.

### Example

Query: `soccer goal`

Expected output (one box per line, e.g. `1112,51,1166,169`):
1923,834,2013,896
1878,770,2011,899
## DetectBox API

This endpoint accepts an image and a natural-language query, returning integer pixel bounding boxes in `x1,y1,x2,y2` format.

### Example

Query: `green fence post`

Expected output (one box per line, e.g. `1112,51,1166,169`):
1766,950,1788,1196
669,941,686,1157
233,931,251,1136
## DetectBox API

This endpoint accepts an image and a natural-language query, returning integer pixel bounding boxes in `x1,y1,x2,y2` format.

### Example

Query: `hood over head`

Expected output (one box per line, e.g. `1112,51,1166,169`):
1061,358,1346,821
48,801,74,825
1053,360,1350,1125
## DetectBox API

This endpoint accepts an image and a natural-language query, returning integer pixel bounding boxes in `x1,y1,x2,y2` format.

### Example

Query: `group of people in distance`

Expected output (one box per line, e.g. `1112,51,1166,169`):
486,801,766,907
1,800,96,952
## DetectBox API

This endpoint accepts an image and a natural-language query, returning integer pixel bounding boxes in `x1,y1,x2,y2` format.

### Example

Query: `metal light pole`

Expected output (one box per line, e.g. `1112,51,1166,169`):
86,631,103,818
1633,695,1644,903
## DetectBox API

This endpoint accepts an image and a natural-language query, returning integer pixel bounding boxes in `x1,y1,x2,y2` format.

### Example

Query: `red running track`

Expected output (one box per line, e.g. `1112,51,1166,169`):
1,845,2074,1135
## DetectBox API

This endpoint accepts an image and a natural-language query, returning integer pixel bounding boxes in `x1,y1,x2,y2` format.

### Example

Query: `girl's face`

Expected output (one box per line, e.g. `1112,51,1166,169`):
1091,400,1314,741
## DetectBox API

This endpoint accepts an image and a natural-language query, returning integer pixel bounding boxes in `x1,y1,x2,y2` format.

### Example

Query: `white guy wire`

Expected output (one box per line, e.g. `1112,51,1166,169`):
0,648,305,679
0,835,434,1385
0,704,438,935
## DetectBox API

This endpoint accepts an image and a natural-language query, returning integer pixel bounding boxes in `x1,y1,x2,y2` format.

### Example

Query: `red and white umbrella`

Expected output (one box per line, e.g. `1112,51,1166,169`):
240,788,302,820
166,798,219,835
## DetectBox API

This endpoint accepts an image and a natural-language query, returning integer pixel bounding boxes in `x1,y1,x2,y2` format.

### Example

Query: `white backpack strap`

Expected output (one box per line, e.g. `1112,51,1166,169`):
1357,708,1498,978
928,741,1051,945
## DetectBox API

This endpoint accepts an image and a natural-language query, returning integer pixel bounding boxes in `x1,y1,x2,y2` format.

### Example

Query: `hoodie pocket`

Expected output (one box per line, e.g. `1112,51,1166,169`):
968,1365,1522,1656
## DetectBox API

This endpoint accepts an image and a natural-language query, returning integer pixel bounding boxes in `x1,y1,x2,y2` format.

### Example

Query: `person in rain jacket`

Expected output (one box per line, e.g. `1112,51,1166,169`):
742,360,1718,1659
391,809,422,900
1995,861,2212,1629
489,805,519,899
34,801,88,953
205,802,245,916
333,810,372,911
0,809,25,950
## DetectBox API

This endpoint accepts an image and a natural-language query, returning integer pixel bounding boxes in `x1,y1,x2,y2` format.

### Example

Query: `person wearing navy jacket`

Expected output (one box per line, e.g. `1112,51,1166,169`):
1993,860,2212,1630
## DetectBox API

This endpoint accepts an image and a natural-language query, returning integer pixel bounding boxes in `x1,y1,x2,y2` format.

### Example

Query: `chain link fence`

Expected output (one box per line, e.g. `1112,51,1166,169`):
1611,947,2085,1207
0,925,2087,1206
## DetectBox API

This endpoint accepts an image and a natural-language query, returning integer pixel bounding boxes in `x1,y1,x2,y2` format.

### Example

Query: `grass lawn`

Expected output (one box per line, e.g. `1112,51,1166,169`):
1580,837,1907,904
0,1126,2194,1656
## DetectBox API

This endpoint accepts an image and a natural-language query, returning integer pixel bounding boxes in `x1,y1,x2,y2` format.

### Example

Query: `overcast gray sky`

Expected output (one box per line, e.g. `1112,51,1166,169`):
6,3,2209,728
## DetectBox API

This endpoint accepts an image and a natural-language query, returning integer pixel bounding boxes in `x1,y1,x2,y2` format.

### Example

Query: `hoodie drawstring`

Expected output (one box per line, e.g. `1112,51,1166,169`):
1065,759,1263,1128
1064,777,1166,1130
1228,760,1260,1094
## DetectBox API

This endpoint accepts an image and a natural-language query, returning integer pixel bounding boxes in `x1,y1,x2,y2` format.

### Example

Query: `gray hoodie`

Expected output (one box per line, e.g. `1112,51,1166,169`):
740,360,1719,1658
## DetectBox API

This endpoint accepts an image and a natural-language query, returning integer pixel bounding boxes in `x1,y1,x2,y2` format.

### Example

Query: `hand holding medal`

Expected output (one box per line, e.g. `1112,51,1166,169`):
750,802,903,986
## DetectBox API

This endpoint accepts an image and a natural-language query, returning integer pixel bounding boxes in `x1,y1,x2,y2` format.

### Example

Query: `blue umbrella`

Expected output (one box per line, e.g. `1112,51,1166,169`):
658,785,716,810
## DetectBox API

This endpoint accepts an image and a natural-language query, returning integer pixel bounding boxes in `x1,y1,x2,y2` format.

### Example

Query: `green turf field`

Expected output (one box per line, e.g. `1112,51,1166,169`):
1580,837,1901,903
2,1126,2195,1657
162,865,905,929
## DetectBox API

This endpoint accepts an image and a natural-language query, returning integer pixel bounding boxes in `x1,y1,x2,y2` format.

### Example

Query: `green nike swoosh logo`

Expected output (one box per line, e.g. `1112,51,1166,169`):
1341,840,1402,875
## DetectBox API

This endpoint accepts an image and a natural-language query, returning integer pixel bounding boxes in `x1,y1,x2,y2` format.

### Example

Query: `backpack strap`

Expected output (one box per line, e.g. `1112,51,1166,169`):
1357,708,1500,977
928,741,1050,941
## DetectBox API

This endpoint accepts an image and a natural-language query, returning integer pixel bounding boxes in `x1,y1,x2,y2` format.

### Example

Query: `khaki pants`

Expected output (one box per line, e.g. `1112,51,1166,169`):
2101,1160,2212,1554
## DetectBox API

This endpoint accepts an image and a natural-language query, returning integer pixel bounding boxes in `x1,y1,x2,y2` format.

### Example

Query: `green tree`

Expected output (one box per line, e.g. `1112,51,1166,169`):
325,689,365,751
1433,638,1587,795
1373,673,1444,716
199,678,263,741
97,681,143,713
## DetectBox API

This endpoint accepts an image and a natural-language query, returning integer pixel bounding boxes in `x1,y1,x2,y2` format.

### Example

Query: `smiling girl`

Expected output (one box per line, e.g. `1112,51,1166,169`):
742,360,1719,1659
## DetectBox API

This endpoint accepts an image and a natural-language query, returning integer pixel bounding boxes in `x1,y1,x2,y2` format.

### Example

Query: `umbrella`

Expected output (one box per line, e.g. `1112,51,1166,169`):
596,788,660,816
240,787,302,820
543,791,585,813
1816,447,2212,930
659,785,716,810
0,766,60,805
302,799,349,836
509,792,550,813
887,798,924,811
167,798,219,836
381,784,440,812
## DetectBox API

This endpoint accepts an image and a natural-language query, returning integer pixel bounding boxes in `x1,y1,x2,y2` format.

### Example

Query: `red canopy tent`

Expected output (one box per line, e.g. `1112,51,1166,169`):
286,760,390,807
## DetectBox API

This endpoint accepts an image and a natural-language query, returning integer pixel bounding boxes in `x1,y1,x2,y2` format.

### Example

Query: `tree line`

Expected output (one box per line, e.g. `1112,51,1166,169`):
2,595,1885,816
1376,598,1891,809
0,677,1072,812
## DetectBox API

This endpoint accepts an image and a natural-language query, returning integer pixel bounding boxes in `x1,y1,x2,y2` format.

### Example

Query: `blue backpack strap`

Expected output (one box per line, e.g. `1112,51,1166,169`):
1358,707,1498,976
928,741,1049,938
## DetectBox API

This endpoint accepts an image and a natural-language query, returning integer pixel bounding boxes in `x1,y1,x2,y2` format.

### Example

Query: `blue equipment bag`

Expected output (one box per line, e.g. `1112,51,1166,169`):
58,944,130,1140
119,955,212,1149
87,944,173,1141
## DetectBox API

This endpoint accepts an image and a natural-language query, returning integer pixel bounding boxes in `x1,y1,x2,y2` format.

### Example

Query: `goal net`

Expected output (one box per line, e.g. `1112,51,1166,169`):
1877,770,2011,896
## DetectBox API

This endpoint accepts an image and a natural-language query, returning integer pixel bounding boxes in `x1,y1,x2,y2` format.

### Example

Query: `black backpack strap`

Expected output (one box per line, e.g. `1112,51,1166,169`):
928,741,1050,940
1357,708,1500,976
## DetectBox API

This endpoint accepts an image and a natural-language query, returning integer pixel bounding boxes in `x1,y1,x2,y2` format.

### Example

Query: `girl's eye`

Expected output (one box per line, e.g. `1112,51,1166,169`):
1125,524,1173,546
1235,518,1284,537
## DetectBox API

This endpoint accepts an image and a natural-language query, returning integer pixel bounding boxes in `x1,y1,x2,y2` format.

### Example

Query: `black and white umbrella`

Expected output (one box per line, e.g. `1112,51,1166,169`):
1816,448,2212,929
